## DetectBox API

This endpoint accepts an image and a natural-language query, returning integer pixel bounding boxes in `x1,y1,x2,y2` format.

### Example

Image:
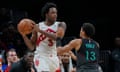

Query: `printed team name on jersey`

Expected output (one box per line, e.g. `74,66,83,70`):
85,43,95,49
36,28,56,46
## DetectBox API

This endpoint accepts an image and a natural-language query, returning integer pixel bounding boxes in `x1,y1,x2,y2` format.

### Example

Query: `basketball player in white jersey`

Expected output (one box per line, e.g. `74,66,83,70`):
20,2,66,72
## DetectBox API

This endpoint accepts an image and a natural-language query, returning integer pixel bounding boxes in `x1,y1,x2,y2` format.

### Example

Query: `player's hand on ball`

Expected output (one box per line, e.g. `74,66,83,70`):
33,24,40,32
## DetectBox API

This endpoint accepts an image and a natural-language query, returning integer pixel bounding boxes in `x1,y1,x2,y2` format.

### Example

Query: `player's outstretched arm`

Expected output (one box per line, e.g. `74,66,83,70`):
57,39,78,55
57,39,82,55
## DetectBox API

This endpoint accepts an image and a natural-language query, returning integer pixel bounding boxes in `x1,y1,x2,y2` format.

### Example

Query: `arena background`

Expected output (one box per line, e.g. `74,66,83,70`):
0,0,120,72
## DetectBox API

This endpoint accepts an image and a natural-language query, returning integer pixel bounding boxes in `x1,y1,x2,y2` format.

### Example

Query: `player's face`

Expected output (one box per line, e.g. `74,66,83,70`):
80,28,83,37
61,53,70,63
8,51,18,63
46,7,57,22
80,27,85,38
25,52,34,68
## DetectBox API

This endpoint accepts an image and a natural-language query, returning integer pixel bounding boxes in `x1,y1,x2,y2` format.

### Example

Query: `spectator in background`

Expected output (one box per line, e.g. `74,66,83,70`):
111,37,120,72
60,52,76,72
10,50,37,72
4,48,19,72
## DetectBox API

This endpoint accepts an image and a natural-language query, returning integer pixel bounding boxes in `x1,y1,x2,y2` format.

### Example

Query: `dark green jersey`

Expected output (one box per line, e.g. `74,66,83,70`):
76,38,99,68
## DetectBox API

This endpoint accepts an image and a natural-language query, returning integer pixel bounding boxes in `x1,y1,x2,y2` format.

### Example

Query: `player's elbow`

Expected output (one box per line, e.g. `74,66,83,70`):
56,28,65,38
27,44,36,51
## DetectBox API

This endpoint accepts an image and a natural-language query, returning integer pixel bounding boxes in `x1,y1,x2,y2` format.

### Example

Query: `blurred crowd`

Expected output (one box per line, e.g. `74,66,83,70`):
0,8,27,66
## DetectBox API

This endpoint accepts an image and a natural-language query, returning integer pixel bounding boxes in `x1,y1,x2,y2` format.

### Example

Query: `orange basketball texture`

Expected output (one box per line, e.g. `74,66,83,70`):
17,18,35,35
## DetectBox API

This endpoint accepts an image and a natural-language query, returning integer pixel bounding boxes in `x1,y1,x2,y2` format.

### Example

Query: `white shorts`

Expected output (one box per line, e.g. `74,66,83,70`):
34,54,60,72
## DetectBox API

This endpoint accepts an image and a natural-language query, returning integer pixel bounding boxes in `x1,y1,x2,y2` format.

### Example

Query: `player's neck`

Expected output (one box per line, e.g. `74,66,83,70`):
82,36,91,39
45,19,55,26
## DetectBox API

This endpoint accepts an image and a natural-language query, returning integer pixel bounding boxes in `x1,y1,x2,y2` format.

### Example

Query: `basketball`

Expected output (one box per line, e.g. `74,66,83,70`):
17,18,35,35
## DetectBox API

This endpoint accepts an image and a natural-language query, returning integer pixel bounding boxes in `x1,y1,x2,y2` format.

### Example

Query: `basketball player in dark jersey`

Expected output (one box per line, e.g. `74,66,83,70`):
57,22,102,72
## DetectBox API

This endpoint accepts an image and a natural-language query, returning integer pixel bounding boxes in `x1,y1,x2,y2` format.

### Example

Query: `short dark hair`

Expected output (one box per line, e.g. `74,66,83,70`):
24,50,34,56
6,48,16,57
82,22,95,37
41,2,57,19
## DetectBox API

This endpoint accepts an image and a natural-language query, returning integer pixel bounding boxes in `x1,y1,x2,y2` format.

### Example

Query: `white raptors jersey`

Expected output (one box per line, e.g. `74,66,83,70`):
35,21,59,56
